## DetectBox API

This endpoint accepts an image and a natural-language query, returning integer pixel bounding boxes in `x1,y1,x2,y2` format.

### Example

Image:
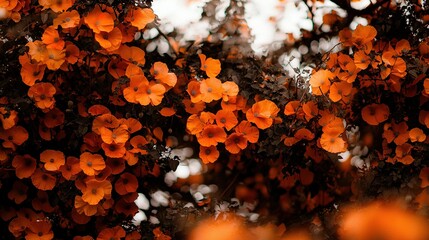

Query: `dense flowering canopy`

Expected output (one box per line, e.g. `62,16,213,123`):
0,0,428,239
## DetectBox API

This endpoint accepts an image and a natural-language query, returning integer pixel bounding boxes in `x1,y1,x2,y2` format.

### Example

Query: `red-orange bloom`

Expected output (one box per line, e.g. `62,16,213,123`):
20,62,46,86
151,62,177,88
235,121,259,143
43,108,65,128
99,124,129,144
31,169,56,190
79,152,106,176
8,181,28,204
246,99,280,129
59,156,81,180
82,179,112,205
199,54,221,78
200,78,223,103
0,125,28,149
95,27,122,52
361,103,389,126
199,145,220,164
27,82,56,110
115,172,138,195
40,149,65,171
97,226,126,240
225,133,247,154
197,125,227,147
53,10,80,29
39,0,74,12
215,110,238,131
101,142,126,158
126,7,155,30
42,26,65,50
12,154,37,179
84,5,114,33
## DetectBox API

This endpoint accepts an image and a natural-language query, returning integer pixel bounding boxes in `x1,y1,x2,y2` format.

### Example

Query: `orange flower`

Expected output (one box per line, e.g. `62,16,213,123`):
115,198,139,217
215,110,238,131
119,45,146,66
246,99,280,129
0,125,28,149
79,152,106,176
8,181,28,204
200,78,223,103
42,26,65,50
187,81,202,103
43,108,64,128
32,190,55,213
125,63,143,78
108,58,127,79
186,114,205,135
126,7,155,30
382,121,409,145
12,154,37,179
409,128,426,142
92,113,120,135
97,226,126,240
31,169,56,190
115,172,138,195
118,119,139,134
44,47,66,70
302,101,319,121
309,69,334,95
82,179,112,205
199,145,219,164
84,5,114,33
59,156,81,180
102,142,126,158
352,24,377,51
20,62,46,86
284,100,301,116
0,0,18,10
197,125,227,147
25,219,54,240
106,158,125,175
74,196,98,216
38,0,74,12
394,143,414,165
64,42,80,64
319,133,347,153
339,202,429,240
221,81,239,101
150,62,177,87
99,124,129,144
53,10,80,29
199,54,221,78
361,103,389,126
225,133,247,154
129,135,148,155
40,149,65,171
353,50,370,70
235,121,259,143
95,27,122,51
0,107,18,129
294,128,315,141
28,82,56,110
123,75,166,106
329,81,352,102
338,62,359,83
27,40,48,62
183,99,205,114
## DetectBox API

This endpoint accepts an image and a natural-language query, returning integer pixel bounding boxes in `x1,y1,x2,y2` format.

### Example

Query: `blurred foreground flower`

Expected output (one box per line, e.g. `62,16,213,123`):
338,201,429,240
